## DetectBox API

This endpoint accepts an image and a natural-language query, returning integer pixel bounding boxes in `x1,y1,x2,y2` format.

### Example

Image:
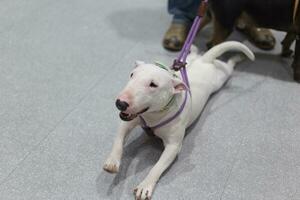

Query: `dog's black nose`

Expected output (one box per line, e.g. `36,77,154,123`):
115,99,129,111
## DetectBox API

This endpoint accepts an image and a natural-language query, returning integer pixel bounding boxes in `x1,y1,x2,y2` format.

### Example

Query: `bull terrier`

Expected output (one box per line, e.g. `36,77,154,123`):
103,41,254,200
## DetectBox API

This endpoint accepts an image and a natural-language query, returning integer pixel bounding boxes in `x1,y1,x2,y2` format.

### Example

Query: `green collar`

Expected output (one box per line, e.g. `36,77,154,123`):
155,61,178,78
160,95,176,112
154,61,177,112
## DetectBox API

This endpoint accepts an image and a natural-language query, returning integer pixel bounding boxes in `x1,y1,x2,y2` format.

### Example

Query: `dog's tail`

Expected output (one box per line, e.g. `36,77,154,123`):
201,41,255,63
227,54,248,69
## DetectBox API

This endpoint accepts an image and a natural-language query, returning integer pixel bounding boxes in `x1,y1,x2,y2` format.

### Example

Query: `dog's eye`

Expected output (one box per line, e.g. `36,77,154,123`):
130,73,133,78
149,81,158,88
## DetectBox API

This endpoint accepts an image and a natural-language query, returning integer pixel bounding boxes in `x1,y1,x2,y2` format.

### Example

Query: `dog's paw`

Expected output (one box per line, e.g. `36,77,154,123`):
133,181,155,200
103,156,120,173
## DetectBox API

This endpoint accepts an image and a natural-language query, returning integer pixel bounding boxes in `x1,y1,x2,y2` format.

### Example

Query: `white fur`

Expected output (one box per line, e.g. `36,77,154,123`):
103,41,254,200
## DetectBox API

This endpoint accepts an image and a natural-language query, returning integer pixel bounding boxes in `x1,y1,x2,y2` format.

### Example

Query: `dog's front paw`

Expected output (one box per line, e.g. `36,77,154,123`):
103,156,120,173
134,180,155,200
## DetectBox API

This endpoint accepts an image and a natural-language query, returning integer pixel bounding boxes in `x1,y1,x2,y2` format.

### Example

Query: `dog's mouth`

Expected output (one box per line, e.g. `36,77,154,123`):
119,107,149,121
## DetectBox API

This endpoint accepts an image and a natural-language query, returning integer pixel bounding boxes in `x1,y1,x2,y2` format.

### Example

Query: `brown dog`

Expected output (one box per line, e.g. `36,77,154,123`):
199,0,300,82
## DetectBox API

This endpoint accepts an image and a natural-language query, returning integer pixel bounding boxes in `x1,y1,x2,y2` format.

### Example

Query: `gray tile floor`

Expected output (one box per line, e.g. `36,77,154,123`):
0,0,299,199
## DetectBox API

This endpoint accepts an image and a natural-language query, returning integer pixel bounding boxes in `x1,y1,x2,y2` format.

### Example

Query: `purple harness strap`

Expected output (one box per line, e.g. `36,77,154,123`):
139,0,208,133
140,91,188,131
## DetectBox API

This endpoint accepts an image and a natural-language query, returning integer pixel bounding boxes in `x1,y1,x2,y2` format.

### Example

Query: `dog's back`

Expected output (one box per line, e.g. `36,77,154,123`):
210,0,293,31
186,42,254,124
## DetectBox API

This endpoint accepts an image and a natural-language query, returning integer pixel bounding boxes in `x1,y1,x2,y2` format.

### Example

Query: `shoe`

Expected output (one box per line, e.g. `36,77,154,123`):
163,23,190,51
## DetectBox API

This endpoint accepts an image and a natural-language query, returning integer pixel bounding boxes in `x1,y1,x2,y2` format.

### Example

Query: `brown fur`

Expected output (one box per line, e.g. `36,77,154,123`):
199,4,300,82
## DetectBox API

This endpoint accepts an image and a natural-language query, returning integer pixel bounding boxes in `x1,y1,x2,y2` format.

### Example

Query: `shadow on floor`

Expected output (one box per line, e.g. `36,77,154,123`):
107,7,169,43
235,52,294,82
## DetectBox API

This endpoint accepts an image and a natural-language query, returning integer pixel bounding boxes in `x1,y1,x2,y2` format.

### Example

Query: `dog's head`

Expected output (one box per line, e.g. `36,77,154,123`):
116,61,188,121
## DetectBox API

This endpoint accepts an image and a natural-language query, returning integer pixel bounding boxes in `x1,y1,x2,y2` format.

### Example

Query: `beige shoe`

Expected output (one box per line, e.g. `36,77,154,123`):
163,23,189,51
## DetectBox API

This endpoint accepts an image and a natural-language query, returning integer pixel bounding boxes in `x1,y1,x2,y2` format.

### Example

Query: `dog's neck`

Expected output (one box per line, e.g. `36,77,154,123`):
158,94,176,112
139,92,185,127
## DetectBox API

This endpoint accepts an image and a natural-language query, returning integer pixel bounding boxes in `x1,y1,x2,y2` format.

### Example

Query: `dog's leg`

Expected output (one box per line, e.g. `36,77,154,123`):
281,31,296,57
134,130,184,200
198,9,212,32
103,119,138,173
207,17,231,49
293,35,300,82
211,56,239,92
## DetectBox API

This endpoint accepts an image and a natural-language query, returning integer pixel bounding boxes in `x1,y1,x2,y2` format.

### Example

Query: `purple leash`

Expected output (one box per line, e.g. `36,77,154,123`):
139,0,208,133
174,0,208,87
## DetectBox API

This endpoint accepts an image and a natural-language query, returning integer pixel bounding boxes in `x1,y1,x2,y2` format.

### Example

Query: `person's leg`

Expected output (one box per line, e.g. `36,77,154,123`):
292,36,300,82
163,0,201,51
168,0,201,24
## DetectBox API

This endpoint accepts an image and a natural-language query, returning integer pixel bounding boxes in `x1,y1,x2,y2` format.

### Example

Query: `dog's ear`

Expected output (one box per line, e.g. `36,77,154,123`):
172,78,188,94
134,60,145,68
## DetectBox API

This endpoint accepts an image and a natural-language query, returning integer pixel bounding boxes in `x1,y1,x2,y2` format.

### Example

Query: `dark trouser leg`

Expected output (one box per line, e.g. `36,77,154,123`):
168,0,202,24
292,36,300,82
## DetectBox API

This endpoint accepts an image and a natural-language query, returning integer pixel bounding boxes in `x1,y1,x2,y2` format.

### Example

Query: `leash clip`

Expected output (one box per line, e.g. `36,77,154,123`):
172,59,187,71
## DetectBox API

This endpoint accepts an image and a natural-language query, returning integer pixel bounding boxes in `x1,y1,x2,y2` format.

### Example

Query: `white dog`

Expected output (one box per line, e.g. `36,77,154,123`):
103,41,254,200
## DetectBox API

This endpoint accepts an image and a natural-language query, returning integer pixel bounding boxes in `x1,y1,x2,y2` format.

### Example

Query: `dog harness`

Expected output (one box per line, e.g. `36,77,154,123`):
139,0,208,136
